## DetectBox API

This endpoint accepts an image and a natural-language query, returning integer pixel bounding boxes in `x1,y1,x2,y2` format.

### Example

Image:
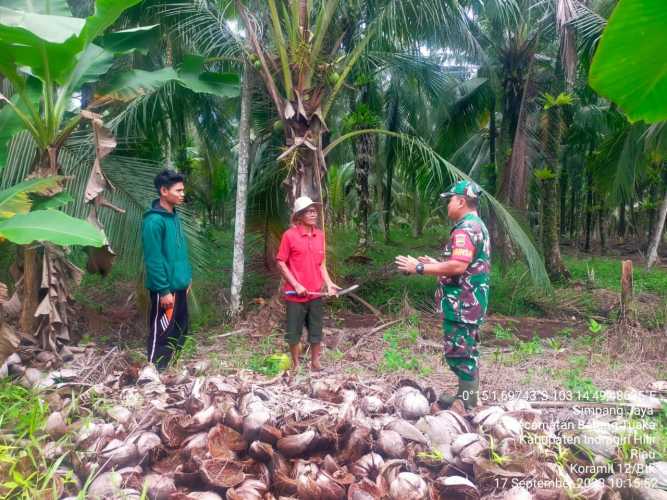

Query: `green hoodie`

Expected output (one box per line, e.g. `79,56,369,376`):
142,199,192,296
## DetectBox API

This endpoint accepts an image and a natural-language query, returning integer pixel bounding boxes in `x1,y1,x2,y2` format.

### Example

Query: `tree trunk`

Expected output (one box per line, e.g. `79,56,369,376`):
538,101,569,280
353,132,374,254
282,116,326,207
230,65,252,316
620,260,634,319
598,202,607,254
560,166,568,236
19,247,40,335
384,92,399,242
618,199,626,240
569,175,576,241
585,171,593,252
20,147,60,335
646,185,667,269
541,177,570,281
489,96,497,172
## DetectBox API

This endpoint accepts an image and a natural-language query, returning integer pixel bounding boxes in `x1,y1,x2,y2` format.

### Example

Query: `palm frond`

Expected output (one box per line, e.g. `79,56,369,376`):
325,128,552,291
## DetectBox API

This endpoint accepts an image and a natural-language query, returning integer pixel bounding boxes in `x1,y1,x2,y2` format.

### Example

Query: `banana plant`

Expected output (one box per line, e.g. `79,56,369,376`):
0,176,105,362
0,0,239,175
0,177,105,246
0,0,239,336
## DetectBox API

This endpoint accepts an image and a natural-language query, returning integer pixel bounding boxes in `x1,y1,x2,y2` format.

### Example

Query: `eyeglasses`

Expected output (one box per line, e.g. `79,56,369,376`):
303,209,318,214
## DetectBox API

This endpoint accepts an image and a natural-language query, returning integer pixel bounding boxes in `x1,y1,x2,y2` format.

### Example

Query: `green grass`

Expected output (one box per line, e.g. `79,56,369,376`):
377,321,430,374
493,324,516,341
565,256,667,297
0,379,79,498
0,383,48,439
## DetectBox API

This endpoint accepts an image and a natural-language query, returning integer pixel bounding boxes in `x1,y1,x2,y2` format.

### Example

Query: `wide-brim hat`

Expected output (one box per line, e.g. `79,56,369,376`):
292,196,321,217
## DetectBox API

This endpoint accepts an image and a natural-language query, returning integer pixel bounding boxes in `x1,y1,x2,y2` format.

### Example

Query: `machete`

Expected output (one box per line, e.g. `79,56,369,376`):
285,284,359,298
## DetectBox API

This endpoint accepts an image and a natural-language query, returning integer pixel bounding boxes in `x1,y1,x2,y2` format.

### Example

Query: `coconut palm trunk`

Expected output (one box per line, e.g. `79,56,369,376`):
352,132,374,254
539,101,570,281
230,64,253,316
647,184,667,269
383,91,400,242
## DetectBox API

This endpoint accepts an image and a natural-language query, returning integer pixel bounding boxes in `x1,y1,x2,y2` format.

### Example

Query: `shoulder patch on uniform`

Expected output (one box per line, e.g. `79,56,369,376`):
454,234,467,247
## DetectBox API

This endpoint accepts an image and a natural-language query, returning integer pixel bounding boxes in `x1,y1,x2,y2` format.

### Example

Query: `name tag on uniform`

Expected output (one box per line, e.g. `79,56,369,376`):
452,248,473,258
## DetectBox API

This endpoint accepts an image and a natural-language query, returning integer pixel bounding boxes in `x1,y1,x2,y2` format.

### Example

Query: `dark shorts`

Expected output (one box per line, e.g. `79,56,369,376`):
285,299,323,345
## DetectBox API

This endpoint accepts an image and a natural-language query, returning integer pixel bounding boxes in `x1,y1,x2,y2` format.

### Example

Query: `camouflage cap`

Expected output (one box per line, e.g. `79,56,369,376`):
440,180,482,200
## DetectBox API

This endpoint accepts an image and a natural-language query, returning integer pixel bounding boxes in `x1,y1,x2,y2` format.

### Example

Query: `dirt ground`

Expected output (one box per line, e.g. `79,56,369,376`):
178,308,666,413
73,266,666,405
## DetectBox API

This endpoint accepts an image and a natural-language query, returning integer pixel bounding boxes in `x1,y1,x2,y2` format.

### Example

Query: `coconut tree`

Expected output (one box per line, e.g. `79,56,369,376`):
164,0,554,292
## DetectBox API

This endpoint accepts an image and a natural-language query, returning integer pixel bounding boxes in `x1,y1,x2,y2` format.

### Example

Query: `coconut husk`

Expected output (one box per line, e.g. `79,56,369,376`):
393,387,429,420
184,405,219,432
339,427,371,463
387,471,428,500
258,424,283,445
331,468,356,486
242,460,271,488
269,451,291,477
296,469,346,500
350,453,384,480
360,396,385,415
249,441,274,462
242,409,272,442
210,424,247,453
199,459,245,490
312,423,338,453
376,459,410,494
168,492,223,500
348,478,383,499
226,478,267,500
152,452,183,475
473,406,505,428
277,429,317,458
221,406,243,432
44,411,68,439
135,431,165,464
175,465,204,489
532,488,570,500
384,419,429,446
472,459,532,495
100,438,140,467
273,470,298,496
184,395,206,416
88,471,124,499
432,475,480,500
491,415,523,441
323,454,339,475
377,430,406,459
161,414,192,448
142,473,176,500
452,433,489,465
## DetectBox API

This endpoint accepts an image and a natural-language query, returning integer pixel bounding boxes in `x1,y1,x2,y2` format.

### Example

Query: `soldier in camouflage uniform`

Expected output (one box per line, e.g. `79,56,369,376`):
396,180,490,409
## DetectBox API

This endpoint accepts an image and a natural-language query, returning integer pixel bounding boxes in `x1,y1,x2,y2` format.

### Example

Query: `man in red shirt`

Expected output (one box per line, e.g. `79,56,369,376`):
276,196,340,371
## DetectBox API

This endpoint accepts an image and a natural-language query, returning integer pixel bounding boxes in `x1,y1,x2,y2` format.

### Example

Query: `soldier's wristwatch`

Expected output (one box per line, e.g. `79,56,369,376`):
416,263,425,275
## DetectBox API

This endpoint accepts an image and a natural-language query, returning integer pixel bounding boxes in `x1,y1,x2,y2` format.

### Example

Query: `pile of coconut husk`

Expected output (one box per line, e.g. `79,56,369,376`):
1,347,666,500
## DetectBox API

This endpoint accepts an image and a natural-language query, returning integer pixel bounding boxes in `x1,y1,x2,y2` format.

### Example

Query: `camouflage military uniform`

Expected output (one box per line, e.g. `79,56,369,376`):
437,212,491,381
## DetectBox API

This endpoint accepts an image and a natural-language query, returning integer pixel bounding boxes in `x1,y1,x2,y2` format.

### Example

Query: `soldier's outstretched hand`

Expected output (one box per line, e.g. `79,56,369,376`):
395,255,419,274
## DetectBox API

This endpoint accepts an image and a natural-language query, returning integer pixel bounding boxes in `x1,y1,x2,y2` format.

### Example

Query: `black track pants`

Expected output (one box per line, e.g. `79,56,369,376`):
147,289,188,369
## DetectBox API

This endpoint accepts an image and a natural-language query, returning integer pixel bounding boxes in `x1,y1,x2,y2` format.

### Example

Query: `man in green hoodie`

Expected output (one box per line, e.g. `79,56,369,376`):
142,170,192,370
